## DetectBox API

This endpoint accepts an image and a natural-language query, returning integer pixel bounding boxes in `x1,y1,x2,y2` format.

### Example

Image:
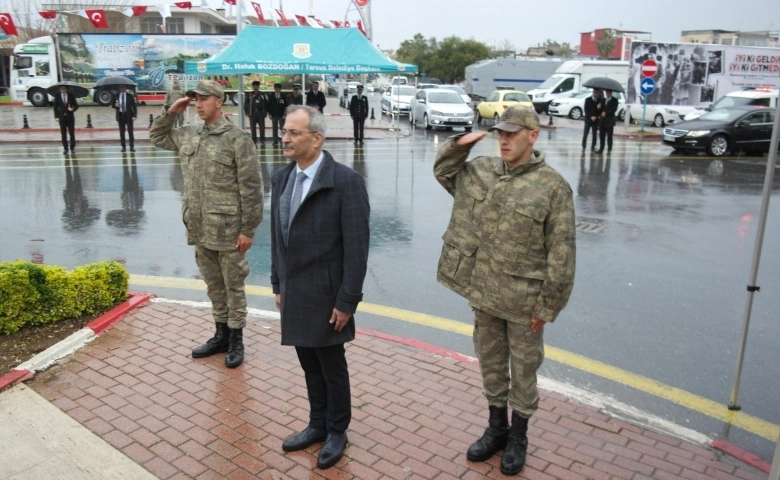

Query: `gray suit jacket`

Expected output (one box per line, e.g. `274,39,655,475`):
270,151,370,347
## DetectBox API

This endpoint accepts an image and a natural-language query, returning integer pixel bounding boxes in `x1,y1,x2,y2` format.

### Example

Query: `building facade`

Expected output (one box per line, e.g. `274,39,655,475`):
579,28,652,60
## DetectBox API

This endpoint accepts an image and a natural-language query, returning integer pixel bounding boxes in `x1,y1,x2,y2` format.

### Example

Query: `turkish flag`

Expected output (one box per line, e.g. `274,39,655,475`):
131,6,147,16
330,20,342,28
39,11,57,19
294,15,308,26
174,2,192,9
0,13,18,35
223,0,236,5
251,2,265,22
355,0,369,5
275,9,289,26
313,18,326,28
344,20,351,28
86,10,109,28
357,20,366,36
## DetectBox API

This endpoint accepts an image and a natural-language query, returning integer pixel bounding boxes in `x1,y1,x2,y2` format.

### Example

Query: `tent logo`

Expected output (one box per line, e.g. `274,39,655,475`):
292,44,311,59
197,62,207,73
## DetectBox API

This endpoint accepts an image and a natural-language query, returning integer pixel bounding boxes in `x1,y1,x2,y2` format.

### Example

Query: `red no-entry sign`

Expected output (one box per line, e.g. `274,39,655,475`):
641,59,658,78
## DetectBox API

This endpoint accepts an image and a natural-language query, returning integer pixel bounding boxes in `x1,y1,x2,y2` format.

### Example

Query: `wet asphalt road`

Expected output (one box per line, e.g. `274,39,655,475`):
1,118,779,460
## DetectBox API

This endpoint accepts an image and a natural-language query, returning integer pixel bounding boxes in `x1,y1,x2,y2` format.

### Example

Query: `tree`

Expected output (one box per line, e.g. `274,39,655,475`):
596,30,616,59
395,34,493,83
493,39,515,58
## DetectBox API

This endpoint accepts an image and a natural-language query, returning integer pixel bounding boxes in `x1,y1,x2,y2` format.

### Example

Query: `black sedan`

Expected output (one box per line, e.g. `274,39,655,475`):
661,106,776,157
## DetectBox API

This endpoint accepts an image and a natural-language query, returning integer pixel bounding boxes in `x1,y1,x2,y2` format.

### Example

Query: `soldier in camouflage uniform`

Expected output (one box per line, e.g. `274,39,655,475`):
433,104,576,476
164,79,186,128
150,80,264,369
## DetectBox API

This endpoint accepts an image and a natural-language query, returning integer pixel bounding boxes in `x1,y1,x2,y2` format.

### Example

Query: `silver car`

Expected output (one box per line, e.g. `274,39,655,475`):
409,89,475,131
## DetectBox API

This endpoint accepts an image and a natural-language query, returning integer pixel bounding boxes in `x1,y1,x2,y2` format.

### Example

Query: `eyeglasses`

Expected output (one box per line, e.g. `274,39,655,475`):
280,128,315,138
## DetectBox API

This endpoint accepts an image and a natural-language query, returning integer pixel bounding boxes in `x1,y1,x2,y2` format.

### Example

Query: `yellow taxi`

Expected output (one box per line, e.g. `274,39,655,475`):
475,89,534,125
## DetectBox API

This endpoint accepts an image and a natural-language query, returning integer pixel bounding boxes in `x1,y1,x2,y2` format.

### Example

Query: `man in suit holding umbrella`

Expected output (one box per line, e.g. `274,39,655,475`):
54,85,79,154
113,84,137,152
598,89,618,153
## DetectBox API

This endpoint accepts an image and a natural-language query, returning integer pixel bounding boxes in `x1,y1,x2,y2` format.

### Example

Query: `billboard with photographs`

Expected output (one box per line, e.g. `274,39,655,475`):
627,42,780,106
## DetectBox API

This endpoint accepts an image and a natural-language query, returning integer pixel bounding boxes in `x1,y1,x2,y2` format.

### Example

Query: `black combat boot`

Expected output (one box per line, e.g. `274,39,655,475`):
500,411,529,476
466,405,509,461
225,328,244,368
191,322,230,358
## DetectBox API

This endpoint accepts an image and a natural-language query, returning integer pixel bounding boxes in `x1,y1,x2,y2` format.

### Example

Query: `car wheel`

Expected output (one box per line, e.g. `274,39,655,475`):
94,89,114,106
618,109,625,121
493,113,500,125
569,107,583,120
653,114,665,128
424,114,432,130
409,111,415,127
707,134,729,157
29,88,49,107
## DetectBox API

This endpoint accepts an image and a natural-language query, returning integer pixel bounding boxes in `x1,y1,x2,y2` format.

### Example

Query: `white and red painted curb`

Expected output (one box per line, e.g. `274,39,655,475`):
0,292,153,392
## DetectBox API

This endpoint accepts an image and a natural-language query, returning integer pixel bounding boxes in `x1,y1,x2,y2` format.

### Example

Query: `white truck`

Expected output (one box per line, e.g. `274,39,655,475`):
626,41,780,127
526,60,629,113
10,33,242,107
464,57,563,99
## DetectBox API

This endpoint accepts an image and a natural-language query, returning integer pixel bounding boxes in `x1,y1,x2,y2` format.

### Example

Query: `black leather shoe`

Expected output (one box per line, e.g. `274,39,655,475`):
596,149,604,154
130,146,135,152
70,147,75,153
121,147,126,152
282,426,327,452
63,148,68,154
317,433,348,469
192,322,230,358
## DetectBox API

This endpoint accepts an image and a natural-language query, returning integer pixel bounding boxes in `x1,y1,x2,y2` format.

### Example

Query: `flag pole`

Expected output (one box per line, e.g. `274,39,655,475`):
236,0,245,131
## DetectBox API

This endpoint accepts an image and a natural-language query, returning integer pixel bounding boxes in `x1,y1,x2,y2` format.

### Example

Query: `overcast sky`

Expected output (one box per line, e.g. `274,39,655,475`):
247,0,780,51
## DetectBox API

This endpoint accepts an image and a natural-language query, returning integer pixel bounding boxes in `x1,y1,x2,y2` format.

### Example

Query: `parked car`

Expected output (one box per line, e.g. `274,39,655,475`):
438,84,471,105
409,88,475,131
475,90,533,125
381,85,417,116
683,87,778,121
417,83,439,90
661,106,776,157
548,90,626,121
627,103,698,127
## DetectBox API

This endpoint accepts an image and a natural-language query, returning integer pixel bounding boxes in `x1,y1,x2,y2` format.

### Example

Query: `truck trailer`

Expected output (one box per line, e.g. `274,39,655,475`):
526,60,629,113
625,41,780,127
10,33,243,107
464,57,563,99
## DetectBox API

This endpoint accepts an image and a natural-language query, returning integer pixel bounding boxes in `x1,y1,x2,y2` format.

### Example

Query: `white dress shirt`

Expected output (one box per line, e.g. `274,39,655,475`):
291,151,324,203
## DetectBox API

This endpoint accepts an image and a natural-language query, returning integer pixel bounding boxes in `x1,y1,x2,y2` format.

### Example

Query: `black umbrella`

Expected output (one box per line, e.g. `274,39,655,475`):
47,81,90,98
94,76,137,88
582,77,625,93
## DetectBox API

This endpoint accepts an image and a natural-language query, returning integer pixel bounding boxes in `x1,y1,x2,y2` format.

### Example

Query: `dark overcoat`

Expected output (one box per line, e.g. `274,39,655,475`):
270,151,370,347
600,96,619,128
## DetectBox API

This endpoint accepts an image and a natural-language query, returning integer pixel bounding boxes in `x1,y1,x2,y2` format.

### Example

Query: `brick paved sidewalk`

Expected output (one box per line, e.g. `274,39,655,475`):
29,301,765,480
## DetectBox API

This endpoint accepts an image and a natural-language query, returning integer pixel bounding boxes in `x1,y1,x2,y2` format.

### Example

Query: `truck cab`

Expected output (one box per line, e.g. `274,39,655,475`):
10,36,58,107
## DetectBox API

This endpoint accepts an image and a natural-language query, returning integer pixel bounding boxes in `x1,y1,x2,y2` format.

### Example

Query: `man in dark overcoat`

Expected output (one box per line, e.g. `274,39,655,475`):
244,80,267,145
113,84,137,152
267,82,287,146
270,105,370,470
581,88,601,150
305,80,327,112
598,89,618,153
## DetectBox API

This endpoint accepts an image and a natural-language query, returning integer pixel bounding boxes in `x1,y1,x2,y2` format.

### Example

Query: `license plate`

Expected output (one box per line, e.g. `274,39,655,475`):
663,134,677,142
449,118,464,123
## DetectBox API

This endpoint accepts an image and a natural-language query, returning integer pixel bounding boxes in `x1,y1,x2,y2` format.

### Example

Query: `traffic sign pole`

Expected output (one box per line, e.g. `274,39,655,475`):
639,59,658,133
641,94,648,132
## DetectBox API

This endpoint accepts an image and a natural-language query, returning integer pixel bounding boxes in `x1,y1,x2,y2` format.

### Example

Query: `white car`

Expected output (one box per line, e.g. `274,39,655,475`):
409,88,475,131
381,85,416,116
627,104,698,127
548,90,626,121
438,84,472,105
683,87,779,121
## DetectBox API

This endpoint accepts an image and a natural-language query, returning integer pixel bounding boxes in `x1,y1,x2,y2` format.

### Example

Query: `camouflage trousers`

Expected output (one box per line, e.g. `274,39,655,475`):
473,309,544,418
195,246,250,329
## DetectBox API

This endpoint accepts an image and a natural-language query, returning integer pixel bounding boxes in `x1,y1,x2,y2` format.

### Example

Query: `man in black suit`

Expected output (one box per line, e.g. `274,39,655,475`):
598,89,618,153
54,85,79,154
267,82,287,146
582,88,601,150
244,80,267,145
305,80,327,113
113,84,137,152
271,105,370,470
349,85,369,145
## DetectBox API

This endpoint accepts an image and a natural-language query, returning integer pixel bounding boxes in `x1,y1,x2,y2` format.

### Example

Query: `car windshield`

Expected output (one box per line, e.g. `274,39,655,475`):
440,85,466,95
537,77,563,89
428,92,464,104
698,109,749,122
504,92,531,102
393,86,417,96
710,96,754,110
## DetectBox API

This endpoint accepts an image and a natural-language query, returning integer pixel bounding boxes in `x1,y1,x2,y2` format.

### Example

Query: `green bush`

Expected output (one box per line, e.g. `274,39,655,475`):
0,261,129,335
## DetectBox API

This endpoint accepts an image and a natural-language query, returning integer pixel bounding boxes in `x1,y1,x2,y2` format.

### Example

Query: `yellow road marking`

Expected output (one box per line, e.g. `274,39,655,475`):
130,274,779,441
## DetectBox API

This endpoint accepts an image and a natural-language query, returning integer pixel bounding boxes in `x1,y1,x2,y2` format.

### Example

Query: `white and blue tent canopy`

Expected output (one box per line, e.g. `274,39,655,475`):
184,26,417,75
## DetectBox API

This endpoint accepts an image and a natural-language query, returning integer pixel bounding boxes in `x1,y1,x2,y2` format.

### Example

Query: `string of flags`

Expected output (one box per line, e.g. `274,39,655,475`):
0,1,367,36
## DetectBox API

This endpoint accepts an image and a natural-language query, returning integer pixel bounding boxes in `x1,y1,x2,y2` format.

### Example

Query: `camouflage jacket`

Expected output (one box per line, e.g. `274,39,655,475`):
164,87,186,106
150,111,264,251
434,134,576,323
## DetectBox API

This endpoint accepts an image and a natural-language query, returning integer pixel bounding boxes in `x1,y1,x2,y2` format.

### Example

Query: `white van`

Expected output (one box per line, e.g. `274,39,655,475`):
391,76,408,85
